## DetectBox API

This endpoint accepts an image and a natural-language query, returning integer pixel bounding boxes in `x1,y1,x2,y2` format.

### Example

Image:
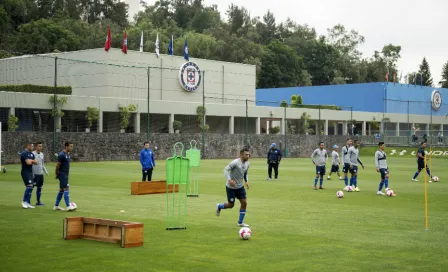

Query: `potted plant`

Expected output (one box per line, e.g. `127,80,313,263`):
49,96,68,132
172,120,182,133
85,107,100,133
7,115,18,131
119,104,137,133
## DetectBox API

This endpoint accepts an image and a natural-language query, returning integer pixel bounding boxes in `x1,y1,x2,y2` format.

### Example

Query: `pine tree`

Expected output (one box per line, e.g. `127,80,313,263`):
418,57,433,87
440,61,448,88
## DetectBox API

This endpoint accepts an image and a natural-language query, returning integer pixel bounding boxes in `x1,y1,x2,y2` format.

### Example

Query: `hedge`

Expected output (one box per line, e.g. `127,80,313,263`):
0,84,72,95
290,104,342,110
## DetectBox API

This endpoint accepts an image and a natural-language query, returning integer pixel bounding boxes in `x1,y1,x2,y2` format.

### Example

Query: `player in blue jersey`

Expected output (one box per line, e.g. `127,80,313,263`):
20,142,38,209
216,148,251,227
54,141,76,211
412,142,434,182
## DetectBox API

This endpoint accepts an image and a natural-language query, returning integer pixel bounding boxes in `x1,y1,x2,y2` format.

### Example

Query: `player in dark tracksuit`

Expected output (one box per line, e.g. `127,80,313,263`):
266,143,282,180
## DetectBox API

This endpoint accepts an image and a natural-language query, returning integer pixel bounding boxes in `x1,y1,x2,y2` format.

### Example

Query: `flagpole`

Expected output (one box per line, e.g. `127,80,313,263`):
147,67,150,142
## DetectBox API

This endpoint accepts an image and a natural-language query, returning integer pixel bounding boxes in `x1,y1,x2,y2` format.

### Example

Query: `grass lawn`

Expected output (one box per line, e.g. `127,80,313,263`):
0,154,447,272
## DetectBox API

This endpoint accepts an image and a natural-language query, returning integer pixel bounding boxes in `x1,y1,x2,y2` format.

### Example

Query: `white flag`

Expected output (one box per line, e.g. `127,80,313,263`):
139,31,143,52
155,33,160,57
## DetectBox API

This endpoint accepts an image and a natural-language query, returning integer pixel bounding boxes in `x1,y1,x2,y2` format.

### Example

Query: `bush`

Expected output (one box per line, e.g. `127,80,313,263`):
0,84,72,95
8,115,18,131
293,104,341,110
270,126,281,134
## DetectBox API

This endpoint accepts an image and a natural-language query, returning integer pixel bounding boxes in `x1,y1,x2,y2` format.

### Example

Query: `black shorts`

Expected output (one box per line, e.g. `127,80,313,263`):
315,166,326,176
342,163,350,173
34,174,44,187
349,165,358,174
226,186,247,203
58,173,69,189
21,172,34,186
379,168,389,179
417,161,429,171
331,165,340,173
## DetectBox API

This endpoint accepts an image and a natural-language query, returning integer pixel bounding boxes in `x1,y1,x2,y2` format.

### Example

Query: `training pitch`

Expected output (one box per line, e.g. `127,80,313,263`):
0,153,447,272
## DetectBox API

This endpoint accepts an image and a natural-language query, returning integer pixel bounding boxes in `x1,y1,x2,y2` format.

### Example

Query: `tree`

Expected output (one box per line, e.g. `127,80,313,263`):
259,40,305,88
440,61,448,88
418,57,433,87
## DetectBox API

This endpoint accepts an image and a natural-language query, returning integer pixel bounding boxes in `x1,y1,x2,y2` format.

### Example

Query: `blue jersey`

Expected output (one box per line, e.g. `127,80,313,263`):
417,148,425,162
58,151,70,175
20,150,35,174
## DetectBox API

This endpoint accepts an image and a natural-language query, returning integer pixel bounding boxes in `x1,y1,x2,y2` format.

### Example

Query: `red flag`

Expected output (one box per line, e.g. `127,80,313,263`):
393,73,397,83
122,30,128,54
104,26,111,52
385,72,390,82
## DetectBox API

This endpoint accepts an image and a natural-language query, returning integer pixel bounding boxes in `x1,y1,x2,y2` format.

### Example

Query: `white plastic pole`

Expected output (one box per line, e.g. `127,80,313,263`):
0,122,2,169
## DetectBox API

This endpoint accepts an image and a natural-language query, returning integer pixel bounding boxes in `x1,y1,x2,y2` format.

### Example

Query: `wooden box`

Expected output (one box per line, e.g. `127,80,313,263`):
131,180,178,195
63,217,144,248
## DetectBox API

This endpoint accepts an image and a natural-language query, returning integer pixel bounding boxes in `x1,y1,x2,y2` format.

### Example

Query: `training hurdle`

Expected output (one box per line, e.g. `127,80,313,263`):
63,217,144,248
131,180,179,195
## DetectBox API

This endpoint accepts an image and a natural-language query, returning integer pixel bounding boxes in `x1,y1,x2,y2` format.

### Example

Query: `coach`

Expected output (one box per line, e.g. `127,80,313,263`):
140,141,155,181
266,143,282,180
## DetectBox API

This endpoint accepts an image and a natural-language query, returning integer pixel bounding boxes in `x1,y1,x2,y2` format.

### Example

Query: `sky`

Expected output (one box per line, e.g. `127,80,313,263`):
127,0,448,86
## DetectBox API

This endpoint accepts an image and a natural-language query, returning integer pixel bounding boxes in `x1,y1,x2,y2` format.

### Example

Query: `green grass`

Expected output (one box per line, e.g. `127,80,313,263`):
1,156,447,272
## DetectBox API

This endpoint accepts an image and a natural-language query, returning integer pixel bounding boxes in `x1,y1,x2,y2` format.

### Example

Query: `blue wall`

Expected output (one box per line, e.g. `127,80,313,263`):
385,84,447,116
256,83,448,116
256,83,386,112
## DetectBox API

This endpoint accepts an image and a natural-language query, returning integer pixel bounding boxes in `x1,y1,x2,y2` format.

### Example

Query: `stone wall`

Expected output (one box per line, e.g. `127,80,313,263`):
1,132,350,163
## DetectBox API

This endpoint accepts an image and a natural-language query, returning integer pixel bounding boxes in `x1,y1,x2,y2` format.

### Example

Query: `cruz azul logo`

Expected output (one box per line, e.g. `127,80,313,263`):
431,90,442,111
178,62,201,92
389,149,448,156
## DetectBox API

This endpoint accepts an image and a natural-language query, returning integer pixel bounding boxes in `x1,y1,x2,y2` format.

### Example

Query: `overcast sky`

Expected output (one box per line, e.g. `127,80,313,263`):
129,0,448,86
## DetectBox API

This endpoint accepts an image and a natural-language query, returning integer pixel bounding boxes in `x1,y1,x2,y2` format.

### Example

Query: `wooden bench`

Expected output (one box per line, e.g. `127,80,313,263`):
63,217,144,248
131,180,178,195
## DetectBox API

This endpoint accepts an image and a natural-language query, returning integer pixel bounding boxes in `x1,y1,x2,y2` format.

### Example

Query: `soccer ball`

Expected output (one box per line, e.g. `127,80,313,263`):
239,227,251,240
344,186,353,192
70,202,77,209
386,190,394,197
336,190,344,198
433,176,439,182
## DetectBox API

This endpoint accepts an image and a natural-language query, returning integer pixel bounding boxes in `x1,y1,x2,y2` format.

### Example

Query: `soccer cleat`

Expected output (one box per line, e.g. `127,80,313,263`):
319,186,325,189
339,177,343,180
354,187,360,192
266,178,272,180
412,179,418,181
53,206,65,211
27,203,35,209
238,223,250,227
21,202,28,209
216,204,221,217
274,177,278,180
313,186,318,190
66,204,76,212
36,202,45,206
377,191,385,195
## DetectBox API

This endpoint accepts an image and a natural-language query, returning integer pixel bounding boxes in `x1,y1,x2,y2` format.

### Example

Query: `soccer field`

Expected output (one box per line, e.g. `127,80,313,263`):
1,156,447,272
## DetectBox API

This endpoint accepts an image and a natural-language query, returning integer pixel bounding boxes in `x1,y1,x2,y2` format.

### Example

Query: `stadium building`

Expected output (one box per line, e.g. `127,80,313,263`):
0,48,446,139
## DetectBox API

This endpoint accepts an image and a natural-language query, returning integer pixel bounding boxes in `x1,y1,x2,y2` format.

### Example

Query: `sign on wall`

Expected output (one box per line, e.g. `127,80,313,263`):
178,62,201,92
431,90,442,111
389,149,448,156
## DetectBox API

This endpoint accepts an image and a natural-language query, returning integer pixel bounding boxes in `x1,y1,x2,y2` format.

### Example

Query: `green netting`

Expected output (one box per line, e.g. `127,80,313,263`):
165,142,189,230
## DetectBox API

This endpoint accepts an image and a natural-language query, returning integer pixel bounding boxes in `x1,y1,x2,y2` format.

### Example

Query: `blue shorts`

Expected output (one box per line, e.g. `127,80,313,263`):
349,165,358,174
21,172,34,186
58,173,69,189
342,163,350,173
417,161,429,171
331,165,340,173
379,168,389,179
316,166,326,176
226,186,246,203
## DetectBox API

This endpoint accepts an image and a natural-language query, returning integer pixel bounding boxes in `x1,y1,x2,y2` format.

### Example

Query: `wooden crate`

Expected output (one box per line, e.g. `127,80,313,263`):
131,180,179,195
63,217,144,248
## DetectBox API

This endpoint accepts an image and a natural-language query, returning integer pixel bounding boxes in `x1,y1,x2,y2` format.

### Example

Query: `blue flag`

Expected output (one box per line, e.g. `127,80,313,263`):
183,39,189,61
168,35,173,55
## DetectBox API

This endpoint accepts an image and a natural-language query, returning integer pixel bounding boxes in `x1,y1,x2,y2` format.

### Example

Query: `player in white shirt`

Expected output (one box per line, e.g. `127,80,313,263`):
327,145,343,180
